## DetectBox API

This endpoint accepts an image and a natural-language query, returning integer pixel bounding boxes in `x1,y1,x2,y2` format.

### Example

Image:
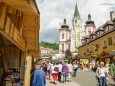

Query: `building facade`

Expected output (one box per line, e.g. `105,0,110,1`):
59,19,70,54
78,11,115,63
0,0,40,86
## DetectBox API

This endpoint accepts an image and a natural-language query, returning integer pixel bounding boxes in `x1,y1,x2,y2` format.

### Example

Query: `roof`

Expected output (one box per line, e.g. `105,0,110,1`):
96,27,104,32
103,21,113,27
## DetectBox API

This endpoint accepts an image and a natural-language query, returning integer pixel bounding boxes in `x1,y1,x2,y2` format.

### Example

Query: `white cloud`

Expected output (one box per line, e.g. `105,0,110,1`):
47,18,62,28
36,0,115,43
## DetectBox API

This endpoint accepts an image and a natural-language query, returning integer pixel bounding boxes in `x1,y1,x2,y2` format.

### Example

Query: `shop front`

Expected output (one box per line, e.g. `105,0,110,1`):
0,34,25,86
96,50,115,63
0,1,40,86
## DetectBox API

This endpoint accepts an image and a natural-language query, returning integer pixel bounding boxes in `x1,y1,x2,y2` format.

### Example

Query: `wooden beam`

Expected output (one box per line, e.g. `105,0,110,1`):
1,36,9,46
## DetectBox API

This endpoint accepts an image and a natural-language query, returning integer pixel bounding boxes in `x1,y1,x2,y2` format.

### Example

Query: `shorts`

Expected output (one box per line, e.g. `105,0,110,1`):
48,70,51,74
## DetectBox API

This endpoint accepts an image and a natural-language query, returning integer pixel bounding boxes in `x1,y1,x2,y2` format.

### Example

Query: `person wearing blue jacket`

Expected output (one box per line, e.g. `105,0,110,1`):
30,61,46,86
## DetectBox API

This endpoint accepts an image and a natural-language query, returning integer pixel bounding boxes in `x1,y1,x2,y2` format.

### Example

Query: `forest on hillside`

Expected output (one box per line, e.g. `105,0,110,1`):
40,41,59,50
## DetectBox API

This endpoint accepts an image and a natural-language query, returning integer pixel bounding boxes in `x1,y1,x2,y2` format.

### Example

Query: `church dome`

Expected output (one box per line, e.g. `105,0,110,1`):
61,19,69,28
86,14,94,24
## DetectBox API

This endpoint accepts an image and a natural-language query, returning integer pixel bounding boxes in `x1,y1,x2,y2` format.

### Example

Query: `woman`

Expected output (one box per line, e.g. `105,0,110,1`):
67,62,73,82
62,62,69,83
96,62,110,86
105,63,111,86
51,62,58,84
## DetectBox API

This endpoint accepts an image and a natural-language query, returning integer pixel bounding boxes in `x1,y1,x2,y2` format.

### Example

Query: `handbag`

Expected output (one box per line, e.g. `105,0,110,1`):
54,67,59,72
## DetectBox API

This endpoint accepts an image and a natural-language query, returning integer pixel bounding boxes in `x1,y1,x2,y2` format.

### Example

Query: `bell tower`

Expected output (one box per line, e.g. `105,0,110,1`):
85,14,96,36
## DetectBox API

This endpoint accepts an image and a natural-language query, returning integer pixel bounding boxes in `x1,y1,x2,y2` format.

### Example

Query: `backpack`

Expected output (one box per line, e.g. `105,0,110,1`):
54,67,59,72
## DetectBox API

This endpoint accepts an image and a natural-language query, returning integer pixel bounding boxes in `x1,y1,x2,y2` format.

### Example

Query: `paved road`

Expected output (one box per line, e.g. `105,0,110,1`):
72,70,115,86
46,78,80,86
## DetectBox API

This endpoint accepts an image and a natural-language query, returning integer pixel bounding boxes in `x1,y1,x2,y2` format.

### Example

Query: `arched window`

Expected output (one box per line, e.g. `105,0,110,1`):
62,34,64,39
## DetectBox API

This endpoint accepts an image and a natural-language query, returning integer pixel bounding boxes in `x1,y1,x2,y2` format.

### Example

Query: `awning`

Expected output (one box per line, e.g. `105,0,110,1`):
77,55,90,59
104,50,115,56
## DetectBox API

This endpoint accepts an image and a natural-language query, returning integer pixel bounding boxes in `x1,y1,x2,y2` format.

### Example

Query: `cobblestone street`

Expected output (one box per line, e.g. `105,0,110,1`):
46,79,80,86
72,70,115,86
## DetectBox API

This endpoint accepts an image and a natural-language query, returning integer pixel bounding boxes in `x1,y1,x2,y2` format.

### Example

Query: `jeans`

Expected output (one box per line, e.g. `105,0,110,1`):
99,77,106,86
58,72,61,82
73,69,78,77
63,72,67,83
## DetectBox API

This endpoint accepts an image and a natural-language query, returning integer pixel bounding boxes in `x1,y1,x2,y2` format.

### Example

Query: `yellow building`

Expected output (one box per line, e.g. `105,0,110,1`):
78,12,115,64
0,0,40,86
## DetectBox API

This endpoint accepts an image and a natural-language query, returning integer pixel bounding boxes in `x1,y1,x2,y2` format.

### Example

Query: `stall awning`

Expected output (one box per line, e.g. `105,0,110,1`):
77,55,90,59
104,50,115,56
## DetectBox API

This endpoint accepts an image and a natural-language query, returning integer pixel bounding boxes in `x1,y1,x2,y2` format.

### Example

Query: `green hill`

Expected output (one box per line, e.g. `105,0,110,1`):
40,41,59,50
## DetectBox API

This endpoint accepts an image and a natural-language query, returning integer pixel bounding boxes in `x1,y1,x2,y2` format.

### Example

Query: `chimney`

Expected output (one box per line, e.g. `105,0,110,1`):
110,11,115,20
64,19,66,24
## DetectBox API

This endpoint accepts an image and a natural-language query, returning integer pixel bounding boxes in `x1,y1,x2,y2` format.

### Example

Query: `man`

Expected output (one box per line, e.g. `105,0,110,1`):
30,61,46,86
110,58,115,82
58,61,62,82
73,61,78,77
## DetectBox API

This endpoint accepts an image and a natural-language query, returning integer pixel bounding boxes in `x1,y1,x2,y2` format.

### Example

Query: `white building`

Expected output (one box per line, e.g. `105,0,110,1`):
59,19,70,54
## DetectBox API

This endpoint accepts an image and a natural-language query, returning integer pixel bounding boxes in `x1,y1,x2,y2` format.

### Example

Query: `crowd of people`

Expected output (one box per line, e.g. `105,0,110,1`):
30,58,115,86
42,60,79,84
30,60,79,86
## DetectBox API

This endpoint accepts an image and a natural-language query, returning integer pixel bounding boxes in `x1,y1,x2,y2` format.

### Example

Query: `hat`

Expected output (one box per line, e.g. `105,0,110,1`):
100,62,104,65
34,61,41,65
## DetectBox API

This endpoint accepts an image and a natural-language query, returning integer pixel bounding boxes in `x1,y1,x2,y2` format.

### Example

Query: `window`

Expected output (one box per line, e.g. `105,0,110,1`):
62,44,64,50
89,46,92,53
113,21,115,27
62,44,64,54
87,48,89,53
114,36,115,44
104,26,109,32
88,30,91,34
85,39,87,43
62,34,64,39
84,49,86,54
103,40,107,48
108,37,112,45
96,32,100,37
90,36,93,40
95,44,99,51
68,43,70,50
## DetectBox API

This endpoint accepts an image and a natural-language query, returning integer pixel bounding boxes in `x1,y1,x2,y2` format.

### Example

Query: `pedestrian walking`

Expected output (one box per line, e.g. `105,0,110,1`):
105,63,111,86
96,62,110,86
110,58,115,83
47,61,52,80
58,61,62,82
51,62,59,84
30,61,46,86
73,62,78,77
67,61,73,82
62,62,69,83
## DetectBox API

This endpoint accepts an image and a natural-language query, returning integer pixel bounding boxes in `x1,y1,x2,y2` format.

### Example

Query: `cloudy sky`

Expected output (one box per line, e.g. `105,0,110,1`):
36,0,115,43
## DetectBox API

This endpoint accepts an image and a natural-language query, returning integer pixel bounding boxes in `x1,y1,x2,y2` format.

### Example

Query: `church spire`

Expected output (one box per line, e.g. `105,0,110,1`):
74,3,80,19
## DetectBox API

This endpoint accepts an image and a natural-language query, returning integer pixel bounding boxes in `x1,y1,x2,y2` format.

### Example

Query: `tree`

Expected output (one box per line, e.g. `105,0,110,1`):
65,49,72,60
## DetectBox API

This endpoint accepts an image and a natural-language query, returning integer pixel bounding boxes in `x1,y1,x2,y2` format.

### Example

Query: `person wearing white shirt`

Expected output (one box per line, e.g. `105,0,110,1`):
67,62,73,82
96,62,111,86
